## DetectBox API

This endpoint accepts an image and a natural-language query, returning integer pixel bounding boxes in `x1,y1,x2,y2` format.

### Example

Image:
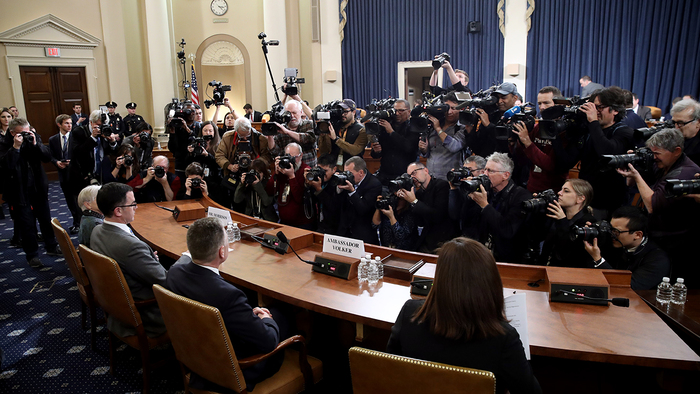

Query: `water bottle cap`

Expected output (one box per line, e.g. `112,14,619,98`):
375,256,381,261
232,223,238,228
677,278,684,284
662,277,670,282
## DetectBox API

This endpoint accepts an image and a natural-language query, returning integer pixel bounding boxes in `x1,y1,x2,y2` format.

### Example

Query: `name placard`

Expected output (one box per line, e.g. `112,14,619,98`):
322,234,365,259
207,206,232,225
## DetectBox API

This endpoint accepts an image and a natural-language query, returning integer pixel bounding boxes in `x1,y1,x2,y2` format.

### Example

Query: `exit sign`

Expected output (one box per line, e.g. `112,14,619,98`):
45,47,60,57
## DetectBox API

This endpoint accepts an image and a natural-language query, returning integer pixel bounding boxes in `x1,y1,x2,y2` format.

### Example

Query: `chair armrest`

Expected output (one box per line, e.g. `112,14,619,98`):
238,335,314,388
134,298,158,308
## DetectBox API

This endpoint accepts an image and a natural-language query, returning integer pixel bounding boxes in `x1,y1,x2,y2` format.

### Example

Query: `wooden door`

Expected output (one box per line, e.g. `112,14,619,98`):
19,66,89,180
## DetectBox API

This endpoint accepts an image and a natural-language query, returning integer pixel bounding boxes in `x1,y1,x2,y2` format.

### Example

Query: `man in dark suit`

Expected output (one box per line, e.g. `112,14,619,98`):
243,103,262,122
0,118,61,268
67,110,119,194
91,182,167,338
50,114,80,233
579,75,604,97
166,217,282,391
336,156,382,244
633,93,652,120
70,103,88,128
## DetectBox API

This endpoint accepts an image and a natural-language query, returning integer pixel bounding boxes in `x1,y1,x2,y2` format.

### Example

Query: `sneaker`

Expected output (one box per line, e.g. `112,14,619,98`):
69,226,80,235
28,257,44,268
46,245,62,257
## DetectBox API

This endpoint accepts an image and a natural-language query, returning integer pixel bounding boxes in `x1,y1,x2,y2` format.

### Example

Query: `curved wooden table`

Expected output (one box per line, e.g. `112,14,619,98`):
131,198,700,370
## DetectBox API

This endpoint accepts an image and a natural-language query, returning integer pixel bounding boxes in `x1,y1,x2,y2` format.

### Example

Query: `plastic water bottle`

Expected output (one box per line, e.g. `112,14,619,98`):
375,256,383,279
358,257,368,283
671,278,687,305
226,222,235,243
231,222,241,242
368,258,379,285
656,277,672,304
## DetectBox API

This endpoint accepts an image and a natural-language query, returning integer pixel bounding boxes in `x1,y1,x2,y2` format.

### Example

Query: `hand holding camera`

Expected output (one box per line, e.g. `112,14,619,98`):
469,184,489,208
375,195,395,218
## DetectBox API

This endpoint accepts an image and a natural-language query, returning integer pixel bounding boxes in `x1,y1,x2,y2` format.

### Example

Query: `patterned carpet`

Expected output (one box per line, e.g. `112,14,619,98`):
0,181,183,393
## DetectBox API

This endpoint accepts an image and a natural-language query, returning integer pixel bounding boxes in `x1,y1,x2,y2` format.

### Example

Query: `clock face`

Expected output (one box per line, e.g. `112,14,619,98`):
211,0,228,16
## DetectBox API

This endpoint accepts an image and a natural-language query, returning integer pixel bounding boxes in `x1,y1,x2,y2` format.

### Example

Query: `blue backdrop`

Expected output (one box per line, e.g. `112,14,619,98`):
525,0,700,112
341,0,504,108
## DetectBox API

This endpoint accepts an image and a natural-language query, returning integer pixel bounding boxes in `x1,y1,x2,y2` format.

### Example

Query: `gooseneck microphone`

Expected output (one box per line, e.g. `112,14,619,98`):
250,234,287,255
276,231,321,267
555,290,630,307
154,203,174,212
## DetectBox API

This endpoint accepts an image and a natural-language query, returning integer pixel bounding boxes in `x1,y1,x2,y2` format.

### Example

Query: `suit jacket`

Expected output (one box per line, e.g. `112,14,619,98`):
581,82,604,97
71,113,88,128
166,257,281,389
245,111,263,122
67,125,118,193
413,177,455,253
0,131,51,205
622,109,647,131
337,173,382,244
387,299,541,394
49,132,70,182
90,222,167,337
637,105,652,120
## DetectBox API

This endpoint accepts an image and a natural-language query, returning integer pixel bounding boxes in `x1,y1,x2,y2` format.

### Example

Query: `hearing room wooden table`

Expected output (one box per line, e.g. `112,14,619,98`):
130,197,700,371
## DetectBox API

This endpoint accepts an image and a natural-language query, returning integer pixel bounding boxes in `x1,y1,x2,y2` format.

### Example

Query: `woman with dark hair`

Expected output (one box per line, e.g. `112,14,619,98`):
233,158,278,222
185,120,223,204
387,238,541,394
0,108,12,137
110,143,139,183
371,192,418,251
539,178,596,268
211,97,239,137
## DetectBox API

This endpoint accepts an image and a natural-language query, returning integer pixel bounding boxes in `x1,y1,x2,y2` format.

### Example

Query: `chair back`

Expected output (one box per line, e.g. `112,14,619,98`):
348,347,495,394
51,218,89,288
153,284,247,393
647,105,662,119
79,244,142,329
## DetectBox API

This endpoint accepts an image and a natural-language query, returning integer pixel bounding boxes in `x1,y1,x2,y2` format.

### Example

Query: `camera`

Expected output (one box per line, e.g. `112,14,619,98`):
522,189,558,213
494,105,537,141
332,171,355,185
362,98,397,135
376,193,399,210
432,52,451,70
305,166,326,182
189,136,212,156
633,121,673,144
203,80,232,109
20,131,35,144
460,174,491,194
138,131,151,145
154,165,166,178
244,170,258,186
446,167,472,186
408,93,451,136
190,177,201,189
600,147,654,173
665,178,700,197
282,68,305,96
166,101,194,131
261,101,292,136
313,100,344,134
570,220,612,243
388,173,414,194
123,155,134,167
454,86,500,118
538,96,590,140
278,154,294,170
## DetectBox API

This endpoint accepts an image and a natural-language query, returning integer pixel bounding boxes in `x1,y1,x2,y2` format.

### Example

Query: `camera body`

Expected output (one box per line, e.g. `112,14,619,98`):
634,120,673,144
189,136,210,156
190,177,202,189
261,101,292,136
376,193,399,210
363,98,397,136
244,170,258,186
388,173,414,194
460,174,491,194
494,106,537,141
167,101,194,131
600,147,654,173
154,165,166,178
278,154,294,170
282,68,305,96
138,131,152,146
432,52,451,70
447,167,472,186
522,189,558,213
123,155,134,167
305,166,326,182
570,220,612,243
203,80,232,109
538,96,590,140
20,131,35,144
313,100,344,134
332,171,355,186
409,93,450,136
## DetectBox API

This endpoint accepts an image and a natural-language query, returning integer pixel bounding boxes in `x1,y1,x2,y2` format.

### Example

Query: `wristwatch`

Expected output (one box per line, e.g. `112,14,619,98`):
410,198,418,207
593,257,606,268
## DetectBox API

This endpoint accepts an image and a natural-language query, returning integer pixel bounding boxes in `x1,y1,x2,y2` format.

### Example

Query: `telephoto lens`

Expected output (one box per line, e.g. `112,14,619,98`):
521,189,557,213
154,165,166,178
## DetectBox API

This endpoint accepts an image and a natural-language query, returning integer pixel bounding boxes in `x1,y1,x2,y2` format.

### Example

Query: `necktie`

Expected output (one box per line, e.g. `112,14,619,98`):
62,135,67,160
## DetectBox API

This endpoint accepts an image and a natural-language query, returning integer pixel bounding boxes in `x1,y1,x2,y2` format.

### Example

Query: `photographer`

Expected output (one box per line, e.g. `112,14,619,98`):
466,82,519,158
0,118,61,267
583,206,670,290
448,155,486,239
211,97,240,137
176,162,209,200
305,154,341,234
428,58,471,95
467,153,532,263
539,179,596,268
128,155,181,202
167,101,201,178
510,86,569,193
372,192,418,251
216,117,271,199
110,143,139,184
234,158,277,221
185,121,223,203
123,121,155,169
670,98,700,165
68,109,120,193
418,92,466,181
336,156,383,244
396,162,454,253
616,129,700,286
267,100,318,168
265,143,313,229
370,99,420,185
318,99,367,169
558,86,634,214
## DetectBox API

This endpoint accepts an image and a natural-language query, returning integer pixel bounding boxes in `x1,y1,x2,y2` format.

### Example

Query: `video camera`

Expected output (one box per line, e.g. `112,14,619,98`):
538,96,590,140
233,139,254,169
494,104,537,141
261,101,292,136
189,135,214,156
282,68,305,96
600,147,654,173
454,86,500,120
165,99,194,132
665,178,700,197
203,80,232,109
388,173,414,194
408,92,451,137
313,100,344,134
570,220,612,243
432,52,450,70
634,121,673,144
362,98,397,135
522,189,558,213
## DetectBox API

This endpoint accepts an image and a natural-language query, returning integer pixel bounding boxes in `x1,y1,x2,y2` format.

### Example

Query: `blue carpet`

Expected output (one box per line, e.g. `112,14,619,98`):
0,181,183,393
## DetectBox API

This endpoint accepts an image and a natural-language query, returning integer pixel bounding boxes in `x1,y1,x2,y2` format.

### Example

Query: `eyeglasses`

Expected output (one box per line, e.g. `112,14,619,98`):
483,168,506,174
595,104,609,112
395,108,409,113
409,168,426,177
672,119,697,127
611,227,635,237
116,202,138,209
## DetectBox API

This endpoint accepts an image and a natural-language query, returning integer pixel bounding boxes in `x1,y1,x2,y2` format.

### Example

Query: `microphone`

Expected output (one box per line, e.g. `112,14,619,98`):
250,234,286,255
154,203,175,213
555,290,629,307
276,231,321,267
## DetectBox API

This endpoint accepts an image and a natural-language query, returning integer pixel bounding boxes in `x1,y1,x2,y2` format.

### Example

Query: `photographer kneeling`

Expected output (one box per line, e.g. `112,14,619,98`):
234,158,277,222
583,206,670,290
616,128,700,287
372,187,418,251
110,143,139,183
128,155,180,202
123,122,154,169
176,162,209,200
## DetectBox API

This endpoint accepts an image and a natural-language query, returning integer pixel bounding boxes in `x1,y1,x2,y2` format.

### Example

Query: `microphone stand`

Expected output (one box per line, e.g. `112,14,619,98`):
258,32,281,103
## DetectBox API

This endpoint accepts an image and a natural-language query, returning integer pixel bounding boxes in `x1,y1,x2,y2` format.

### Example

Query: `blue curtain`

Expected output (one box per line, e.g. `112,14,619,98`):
526,0,700,112
341,0,504,108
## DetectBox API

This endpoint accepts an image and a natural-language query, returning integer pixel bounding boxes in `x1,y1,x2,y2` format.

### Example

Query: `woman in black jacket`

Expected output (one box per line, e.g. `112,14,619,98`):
387,238,541,394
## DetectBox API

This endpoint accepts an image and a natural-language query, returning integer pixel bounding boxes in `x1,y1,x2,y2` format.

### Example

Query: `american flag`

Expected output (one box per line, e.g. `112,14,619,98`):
190,64,199,105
